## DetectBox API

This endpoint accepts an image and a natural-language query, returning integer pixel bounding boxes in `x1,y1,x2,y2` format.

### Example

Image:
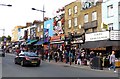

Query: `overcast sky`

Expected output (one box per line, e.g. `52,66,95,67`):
0,0,76,36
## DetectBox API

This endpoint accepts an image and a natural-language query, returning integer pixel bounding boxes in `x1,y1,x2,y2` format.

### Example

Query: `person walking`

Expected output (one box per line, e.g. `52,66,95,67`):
108,50,117,72
54,51,58,62
77,51,81,65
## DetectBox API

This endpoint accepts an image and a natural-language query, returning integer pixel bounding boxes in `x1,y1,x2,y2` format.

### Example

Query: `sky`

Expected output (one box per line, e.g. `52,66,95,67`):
0,0,76,36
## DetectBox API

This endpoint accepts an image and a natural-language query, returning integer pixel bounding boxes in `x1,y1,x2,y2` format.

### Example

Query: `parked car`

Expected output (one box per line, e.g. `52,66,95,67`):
14,52,41,67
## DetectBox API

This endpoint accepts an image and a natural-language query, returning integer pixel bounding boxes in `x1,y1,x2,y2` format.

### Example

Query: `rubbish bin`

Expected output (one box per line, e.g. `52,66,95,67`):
103,58,109,67
90,56,103,70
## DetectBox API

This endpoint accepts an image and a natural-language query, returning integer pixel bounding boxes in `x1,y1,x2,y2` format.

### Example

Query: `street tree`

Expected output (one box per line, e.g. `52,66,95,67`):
2,36,6,41
7,35,11,42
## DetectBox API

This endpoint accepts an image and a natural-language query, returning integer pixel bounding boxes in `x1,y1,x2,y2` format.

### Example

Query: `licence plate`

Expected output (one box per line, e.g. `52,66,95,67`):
31,61,37,63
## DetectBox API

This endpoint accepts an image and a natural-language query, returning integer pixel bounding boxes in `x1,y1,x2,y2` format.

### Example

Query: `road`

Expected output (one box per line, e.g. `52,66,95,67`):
2,53,118,78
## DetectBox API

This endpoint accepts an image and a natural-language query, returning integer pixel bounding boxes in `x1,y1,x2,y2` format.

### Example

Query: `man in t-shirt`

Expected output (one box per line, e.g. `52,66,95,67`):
108,50,117,72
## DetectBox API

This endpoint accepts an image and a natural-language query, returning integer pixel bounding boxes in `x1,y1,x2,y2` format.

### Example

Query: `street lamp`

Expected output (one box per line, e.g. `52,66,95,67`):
0,4,12,7
32,5,46,60
31,6,45,22
31,5,46,40
0,4,12,36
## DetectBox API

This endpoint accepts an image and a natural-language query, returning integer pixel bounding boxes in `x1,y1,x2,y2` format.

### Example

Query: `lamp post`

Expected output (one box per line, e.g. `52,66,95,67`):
32,5,46,40
0,3,12,54
32,5,46,60
0,4,12,7
0,4,12,36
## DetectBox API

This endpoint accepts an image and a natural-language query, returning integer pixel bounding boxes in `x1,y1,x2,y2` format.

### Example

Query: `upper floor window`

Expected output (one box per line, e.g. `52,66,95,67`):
108,23,113,30
68,8,71,15
84,14,88,23
74,17,77,26
107,5,113,17
37,26,40,32
118,2,120,15
57,21,61,27
41,25,43,30
92,11,97,21
93,27,97,32
74,6,78,14
68,19,71,28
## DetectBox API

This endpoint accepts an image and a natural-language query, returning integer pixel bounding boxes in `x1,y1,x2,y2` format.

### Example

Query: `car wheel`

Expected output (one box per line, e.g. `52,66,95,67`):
21,61,25,66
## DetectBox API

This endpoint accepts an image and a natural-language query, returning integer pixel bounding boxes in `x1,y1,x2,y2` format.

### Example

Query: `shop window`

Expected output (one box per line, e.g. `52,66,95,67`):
93,27,97,32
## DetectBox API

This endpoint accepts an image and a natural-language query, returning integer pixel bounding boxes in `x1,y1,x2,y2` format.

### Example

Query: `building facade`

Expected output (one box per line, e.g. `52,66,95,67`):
64,1,83,36
36,22,44,39
11,26,24,42
81,1,102,33
102,0,120,30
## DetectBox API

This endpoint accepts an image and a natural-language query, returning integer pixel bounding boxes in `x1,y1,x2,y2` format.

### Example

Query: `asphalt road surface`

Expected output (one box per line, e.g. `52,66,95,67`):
2,53,118,77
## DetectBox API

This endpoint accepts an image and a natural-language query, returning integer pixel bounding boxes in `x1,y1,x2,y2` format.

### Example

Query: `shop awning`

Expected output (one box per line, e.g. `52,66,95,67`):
82,40,120,49
26,40,37,45
35,41,44,45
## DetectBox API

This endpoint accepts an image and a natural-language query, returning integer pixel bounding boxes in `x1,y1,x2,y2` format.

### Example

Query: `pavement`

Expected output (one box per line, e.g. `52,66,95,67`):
6,53,119,74
45,60,119,74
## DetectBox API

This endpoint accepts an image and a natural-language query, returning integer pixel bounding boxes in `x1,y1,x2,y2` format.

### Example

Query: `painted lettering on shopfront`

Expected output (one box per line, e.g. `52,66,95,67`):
50,36,60,41
85,31,109,42
110,31,120,40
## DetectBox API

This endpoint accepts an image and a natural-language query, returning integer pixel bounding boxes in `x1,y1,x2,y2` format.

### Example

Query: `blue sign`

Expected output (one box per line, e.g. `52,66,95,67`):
44,28,49,42
44,19,54,36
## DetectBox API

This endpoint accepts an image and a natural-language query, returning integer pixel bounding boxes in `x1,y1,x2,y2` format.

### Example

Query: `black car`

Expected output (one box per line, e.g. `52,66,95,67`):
14,52,41,67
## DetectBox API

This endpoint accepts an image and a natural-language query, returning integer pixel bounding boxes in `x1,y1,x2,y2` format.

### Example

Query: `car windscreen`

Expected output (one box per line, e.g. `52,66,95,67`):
25,53,38,57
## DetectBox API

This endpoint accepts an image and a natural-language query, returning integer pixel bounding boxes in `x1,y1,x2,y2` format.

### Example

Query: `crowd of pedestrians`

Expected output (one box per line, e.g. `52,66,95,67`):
1,44,118,72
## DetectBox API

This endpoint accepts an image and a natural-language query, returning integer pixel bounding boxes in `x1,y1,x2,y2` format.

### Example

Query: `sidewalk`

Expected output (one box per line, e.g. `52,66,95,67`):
44,60,119,74
6,53,119,74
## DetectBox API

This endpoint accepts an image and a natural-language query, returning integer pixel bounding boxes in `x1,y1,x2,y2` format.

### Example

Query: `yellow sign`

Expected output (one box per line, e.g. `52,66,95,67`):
101,23,108,30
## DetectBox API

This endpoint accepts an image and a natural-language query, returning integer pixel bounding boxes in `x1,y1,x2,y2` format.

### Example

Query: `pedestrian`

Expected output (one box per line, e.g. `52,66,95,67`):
77,51,81,65
108,50,117,72
64,50,69,64
54,51,58,62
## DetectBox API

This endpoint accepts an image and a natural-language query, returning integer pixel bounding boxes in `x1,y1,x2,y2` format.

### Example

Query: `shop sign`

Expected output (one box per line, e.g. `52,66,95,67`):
85,31,109,42
44,28,49,42
90,47,106,50
60,35,65,40
50,36,60,41
71,40,83,44
110,30,120,40
72,37,83,44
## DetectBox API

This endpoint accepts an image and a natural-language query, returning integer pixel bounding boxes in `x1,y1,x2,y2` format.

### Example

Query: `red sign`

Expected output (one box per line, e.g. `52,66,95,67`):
50,34,64,41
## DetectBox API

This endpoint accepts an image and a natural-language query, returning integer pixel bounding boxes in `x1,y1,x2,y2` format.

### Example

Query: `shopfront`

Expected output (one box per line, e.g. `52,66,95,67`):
82,30,120,67
50,34,65,51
